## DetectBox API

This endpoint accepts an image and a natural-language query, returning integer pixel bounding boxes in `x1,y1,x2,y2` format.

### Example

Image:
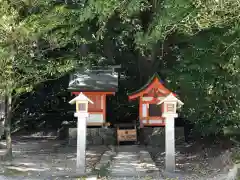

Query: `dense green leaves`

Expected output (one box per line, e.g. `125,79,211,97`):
1,0,240,136
0,0,78,97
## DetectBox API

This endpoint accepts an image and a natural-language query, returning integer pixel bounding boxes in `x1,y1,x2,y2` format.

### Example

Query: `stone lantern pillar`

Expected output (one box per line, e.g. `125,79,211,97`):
158,93,184,172
69,92,93,174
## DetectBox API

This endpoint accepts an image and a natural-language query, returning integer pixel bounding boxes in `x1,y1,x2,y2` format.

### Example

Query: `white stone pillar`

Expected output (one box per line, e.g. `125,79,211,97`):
164,114,177,172
75,112,88,174
158,93,183,173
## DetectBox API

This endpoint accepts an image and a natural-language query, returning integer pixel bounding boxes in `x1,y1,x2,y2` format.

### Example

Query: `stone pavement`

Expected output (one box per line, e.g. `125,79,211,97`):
108,145,161,179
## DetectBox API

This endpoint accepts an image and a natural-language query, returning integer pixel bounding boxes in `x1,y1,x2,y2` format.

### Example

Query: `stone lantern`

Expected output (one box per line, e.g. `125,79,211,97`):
158,93,184,172
69,92,93,174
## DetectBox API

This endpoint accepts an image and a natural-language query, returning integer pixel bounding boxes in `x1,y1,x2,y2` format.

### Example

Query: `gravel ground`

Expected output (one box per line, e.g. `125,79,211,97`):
148,140,237,180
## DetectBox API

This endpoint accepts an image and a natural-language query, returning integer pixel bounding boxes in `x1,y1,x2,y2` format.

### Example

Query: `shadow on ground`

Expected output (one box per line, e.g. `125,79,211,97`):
0,137,107,179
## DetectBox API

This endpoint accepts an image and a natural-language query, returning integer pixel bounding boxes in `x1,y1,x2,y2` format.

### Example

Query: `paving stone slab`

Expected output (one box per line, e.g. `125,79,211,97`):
95,150,115,170
108,145,160,178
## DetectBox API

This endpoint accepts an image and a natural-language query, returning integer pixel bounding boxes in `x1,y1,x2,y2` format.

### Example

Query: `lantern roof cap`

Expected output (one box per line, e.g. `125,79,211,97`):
69,92,94,104
157,93,183,106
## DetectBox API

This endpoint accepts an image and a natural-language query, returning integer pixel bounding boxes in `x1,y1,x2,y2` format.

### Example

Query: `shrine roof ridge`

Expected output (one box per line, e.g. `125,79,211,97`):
127,73,166,98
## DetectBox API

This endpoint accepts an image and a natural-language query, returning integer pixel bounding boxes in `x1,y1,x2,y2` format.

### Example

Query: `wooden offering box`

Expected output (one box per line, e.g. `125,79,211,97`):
116,124,137,145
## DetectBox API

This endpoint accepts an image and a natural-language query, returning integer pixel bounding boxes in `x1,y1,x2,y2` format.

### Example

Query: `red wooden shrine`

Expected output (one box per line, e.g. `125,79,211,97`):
128,73,176,127
68,66,120,127
71,92,114,126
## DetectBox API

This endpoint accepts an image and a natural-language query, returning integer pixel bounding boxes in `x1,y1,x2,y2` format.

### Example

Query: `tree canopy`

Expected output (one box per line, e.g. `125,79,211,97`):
1,0,240,136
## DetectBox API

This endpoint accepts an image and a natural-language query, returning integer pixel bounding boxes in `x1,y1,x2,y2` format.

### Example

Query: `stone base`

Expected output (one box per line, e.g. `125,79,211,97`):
0,149,9,161
57,127,69,140
69,128,116,146
0,142,6,149
141,127,185,147
67,127,184,146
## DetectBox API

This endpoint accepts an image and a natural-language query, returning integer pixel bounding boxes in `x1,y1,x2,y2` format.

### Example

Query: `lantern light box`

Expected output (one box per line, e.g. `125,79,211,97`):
158,93,183,115
69,92,94,113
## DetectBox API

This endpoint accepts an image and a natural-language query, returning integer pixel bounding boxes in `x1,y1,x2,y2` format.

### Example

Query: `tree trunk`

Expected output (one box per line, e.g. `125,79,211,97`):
4,95,12,159
0,95,5,138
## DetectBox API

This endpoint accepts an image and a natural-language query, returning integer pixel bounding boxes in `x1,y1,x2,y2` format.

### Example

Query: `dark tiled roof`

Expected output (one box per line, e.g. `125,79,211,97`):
68,67,119,92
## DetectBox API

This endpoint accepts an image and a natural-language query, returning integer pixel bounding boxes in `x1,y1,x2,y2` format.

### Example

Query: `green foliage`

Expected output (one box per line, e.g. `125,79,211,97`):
0,0,78,98
167,29,240,135
1,0,240,136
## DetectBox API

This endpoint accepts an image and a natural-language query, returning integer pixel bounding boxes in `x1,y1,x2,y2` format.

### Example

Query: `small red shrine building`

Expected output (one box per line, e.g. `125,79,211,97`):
128,73,176,127
68,66,119,126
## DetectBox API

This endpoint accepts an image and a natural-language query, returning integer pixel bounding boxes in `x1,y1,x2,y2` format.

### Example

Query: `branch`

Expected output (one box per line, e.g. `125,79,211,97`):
220,38,240,56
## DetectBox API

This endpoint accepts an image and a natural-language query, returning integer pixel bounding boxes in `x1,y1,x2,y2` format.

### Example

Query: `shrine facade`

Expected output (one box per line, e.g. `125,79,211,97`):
128,73,178,127
68,66,120,126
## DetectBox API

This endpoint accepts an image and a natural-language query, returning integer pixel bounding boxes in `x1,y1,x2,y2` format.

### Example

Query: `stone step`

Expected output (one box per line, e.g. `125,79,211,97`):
108,146,160,178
